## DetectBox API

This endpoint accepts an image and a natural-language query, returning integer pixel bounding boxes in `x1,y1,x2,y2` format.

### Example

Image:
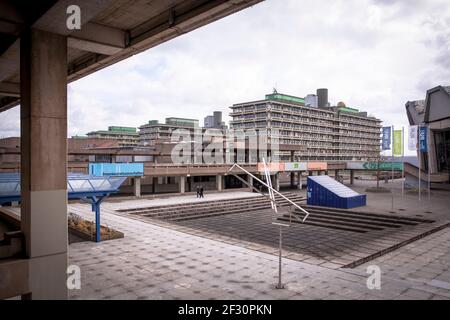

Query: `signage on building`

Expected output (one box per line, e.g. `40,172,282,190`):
346,161,403,170
257,162,285,173
419,126,428,152
89,163,144,177
284,162,308,171
307,162,327,171
381,127,391,150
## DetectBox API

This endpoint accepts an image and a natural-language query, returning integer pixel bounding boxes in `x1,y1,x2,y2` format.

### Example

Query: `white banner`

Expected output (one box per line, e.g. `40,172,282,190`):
408,125,418,151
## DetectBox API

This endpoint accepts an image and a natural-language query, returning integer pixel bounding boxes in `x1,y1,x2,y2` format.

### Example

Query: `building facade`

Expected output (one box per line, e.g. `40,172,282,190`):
139,118,199,146
86,126,139,147
405,85,450,186
230,91,381,161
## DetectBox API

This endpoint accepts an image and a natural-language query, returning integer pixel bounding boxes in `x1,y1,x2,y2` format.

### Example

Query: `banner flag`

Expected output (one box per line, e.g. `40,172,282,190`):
408,125,418,151
381,127,391,150
419,126,428,152
393,130,403,156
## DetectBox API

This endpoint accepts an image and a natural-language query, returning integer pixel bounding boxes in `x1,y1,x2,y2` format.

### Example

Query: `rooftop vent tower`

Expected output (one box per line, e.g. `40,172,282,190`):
317,88,329,108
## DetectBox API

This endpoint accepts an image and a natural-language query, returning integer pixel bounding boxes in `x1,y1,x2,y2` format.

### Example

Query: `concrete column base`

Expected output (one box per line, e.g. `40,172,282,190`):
273,174,280,191
180,176,186,194
216,175,223,191
247,175,253,192
133,177,141,197
298,172,303,190
29,252,68,299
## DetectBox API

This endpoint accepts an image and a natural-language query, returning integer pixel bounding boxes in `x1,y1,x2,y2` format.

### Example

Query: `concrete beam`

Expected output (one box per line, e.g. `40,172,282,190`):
68,23,127,55
0,81,20,97
33,1,116,36
0,40,19,82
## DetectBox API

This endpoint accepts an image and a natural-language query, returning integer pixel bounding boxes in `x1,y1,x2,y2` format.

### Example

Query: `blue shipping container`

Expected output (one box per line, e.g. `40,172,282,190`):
307,176,366,209
89,163,144,177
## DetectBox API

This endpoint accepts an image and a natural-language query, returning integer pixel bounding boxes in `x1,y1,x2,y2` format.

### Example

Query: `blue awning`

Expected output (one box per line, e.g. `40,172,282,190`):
0,173,126,203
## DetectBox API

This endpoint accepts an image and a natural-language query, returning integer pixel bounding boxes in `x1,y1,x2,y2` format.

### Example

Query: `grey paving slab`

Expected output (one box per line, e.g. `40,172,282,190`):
67,188,450,300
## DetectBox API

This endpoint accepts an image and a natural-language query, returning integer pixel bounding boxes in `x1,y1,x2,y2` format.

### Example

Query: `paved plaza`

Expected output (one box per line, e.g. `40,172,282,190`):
67,179,450,300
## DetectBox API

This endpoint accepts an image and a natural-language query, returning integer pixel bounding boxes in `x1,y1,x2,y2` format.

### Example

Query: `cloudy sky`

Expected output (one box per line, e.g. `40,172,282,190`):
1,0,449,152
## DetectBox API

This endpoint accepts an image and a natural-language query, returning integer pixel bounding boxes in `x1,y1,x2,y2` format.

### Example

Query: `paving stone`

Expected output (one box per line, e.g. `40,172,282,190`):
67,192,450,300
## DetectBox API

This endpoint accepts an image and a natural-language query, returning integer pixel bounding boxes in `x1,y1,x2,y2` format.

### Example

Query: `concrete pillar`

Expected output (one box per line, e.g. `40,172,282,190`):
273,174,280,191
216,175,223,191
334,170,339,181
179,176,186,194
290,172,295,188
20,29,68,299
298,172,303,190
247,174,253,192
152,177,158,193
133,177,141,197
350,170,355,185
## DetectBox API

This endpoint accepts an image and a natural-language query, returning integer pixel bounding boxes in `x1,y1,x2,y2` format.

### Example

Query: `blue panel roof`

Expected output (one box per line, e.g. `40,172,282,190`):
0,173,126,203
308,175,359,198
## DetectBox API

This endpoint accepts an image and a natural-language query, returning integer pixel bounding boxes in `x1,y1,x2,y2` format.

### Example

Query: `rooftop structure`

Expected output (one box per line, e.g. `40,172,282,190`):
204,111,227,129
139,118,200,146
87,126,139,147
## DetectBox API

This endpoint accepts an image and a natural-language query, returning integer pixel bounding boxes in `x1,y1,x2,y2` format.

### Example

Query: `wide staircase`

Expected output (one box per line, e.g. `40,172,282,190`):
277,205,435,233
117,192,305,222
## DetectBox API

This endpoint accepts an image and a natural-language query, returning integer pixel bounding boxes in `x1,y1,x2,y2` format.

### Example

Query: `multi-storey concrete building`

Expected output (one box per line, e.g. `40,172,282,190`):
139,117,199,146
86,126,139,147
230,90,382,161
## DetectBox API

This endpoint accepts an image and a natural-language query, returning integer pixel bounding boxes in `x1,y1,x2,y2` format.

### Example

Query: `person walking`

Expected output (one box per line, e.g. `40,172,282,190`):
196,185,200,198
199,186,204,198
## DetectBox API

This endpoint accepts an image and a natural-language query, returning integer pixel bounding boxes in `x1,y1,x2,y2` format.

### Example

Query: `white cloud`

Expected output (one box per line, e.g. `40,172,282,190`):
1,0,449,153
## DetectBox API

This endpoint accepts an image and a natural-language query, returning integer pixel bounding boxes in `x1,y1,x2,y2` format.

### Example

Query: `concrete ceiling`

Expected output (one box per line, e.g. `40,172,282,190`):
0,0,263,112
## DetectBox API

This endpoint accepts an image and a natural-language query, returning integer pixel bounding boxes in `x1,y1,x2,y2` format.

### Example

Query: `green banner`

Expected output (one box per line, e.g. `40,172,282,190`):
362,162,404,170
393,130,403,156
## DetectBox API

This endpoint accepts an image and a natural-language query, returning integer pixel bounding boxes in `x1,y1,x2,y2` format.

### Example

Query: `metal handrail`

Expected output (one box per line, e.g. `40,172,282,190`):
228,163,310,222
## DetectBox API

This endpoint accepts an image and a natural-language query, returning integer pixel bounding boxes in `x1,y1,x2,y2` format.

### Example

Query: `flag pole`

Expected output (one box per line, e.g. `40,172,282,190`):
427,125,431,202
402,126,405,197
391,125,394,212
418,126,421,202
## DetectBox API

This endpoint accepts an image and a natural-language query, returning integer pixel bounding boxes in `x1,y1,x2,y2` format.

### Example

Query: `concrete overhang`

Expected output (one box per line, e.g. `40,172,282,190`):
0,0,264,112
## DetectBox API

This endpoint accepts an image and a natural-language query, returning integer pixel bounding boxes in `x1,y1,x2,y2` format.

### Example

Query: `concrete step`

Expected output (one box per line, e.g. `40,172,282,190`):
281,213,384,231
297,207,433,224
123,194,305,216
296,209,419,227
277,216,368,233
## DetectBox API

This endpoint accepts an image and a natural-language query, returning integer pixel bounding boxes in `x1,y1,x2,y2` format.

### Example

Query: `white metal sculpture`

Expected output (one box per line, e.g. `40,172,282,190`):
228,163,310,222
